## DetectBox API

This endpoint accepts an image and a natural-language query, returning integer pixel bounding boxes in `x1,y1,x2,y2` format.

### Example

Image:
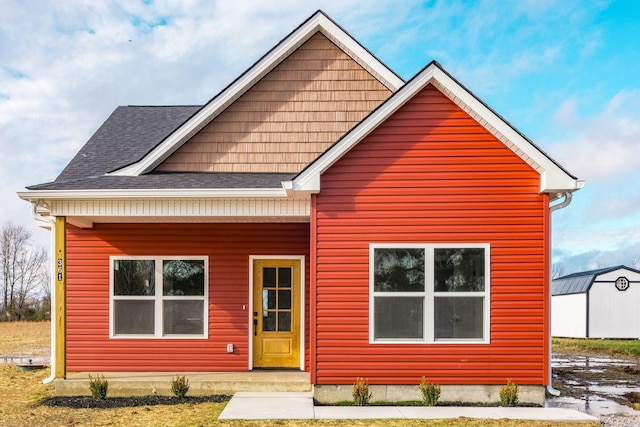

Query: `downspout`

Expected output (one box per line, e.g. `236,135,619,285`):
547,191,573,396
30,201,57,384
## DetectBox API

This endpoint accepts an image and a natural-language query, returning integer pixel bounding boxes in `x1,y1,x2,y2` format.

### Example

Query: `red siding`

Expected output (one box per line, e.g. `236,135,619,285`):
66,223,310,372
313,85,549,385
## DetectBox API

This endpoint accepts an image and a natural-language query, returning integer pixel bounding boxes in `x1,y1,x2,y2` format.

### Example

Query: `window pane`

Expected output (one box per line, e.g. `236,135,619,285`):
163,260,205,296
374,297,423,339
434,248,485,292
374,248,425,292
263,289,276,310
434,296,484,339
278,311,291,332
278,268,292,288
263,267,276,288
163,300,204,335
278,290,291,309
114,300,154,334
263,311,276,331
113,260,155,296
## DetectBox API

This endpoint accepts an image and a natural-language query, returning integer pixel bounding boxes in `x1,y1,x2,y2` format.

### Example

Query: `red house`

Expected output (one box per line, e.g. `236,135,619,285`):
19,11,582,403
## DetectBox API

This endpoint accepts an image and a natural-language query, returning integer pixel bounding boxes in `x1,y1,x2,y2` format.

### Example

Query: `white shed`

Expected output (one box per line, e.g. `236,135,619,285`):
552,265,640,339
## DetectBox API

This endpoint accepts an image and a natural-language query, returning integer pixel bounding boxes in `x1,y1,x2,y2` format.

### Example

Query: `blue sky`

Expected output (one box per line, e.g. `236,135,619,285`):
1,0,639,274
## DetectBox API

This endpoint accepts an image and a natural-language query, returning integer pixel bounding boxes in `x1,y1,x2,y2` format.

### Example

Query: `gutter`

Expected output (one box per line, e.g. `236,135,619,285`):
547,191,573,396
30,201,57,384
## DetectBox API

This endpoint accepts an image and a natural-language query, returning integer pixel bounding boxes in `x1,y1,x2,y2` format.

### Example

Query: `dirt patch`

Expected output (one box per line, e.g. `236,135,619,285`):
552,353,640,410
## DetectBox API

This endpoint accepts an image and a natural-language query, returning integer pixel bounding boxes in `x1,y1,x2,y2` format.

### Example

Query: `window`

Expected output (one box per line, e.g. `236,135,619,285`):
111,257,208,338
370,244,489,343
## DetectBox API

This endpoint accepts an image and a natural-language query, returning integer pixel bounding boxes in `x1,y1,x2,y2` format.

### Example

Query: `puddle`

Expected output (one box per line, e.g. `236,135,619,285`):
546,394,638,416
547,352,640,418
0,355,50,364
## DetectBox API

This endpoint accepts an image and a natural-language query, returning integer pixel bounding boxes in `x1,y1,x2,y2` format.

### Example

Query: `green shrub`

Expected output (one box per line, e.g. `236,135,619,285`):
499,378,519,406
352,377,372,406
419,376,441,406
171,374,190,398
88,374,109,400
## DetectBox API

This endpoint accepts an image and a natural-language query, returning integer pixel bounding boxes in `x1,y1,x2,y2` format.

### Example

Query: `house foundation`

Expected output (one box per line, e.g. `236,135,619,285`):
54,371,312,397
313,384,546,406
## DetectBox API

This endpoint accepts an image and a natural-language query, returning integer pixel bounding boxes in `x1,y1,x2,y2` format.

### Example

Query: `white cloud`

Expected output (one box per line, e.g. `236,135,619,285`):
549,89,640,181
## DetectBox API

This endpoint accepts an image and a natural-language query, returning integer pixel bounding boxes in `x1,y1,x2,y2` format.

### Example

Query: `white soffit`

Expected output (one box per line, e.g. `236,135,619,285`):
109,11,403,178
293,62,582,194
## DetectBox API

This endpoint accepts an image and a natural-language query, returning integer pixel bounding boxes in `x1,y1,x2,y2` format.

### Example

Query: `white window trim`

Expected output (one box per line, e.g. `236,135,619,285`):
109,255,209,339
369,243,490,344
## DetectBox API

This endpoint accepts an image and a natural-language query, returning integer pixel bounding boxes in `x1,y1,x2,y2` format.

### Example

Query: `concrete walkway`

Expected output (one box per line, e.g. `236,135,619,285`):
219,392,600,423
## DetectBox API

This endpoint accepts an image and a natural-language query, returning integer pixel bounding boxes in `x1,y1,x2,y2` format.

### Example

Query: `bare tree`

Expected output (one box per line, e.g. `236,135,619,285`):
551,262,565,279
0,221,48,321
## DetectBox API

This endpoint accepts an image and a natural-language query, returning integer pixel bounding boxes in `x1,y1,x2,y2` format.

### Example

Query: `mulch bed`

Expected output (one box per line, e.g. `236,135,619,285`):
38,394,232,409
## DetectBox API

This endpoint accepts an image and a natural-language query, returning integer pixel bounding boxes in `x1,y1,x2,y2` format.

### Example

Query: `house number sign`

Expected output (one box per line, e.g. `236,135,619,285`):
57,258,63,281
615,276,629,291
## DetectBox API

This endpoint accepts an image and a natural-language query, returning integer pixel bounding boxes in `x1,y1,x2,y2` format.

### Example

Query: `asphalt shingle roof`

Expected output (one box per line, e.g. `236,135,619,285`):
27,106,293,191
28,173,295,190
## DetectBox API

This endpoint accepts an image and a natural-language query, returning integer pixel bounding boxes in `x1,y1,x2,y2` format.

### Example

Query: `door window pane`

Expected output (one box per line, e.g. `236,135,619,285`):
278,311,291,332
434,297,484,339
278,290,291,309
434,248,485,292
163,300,204,335
374,297,424,339
263,267,276,288
278,268,292,288
374,248,425,292
163,260,205,296
113,260,155,296
114,300,154,334
263,311,276,331
263,289,276,310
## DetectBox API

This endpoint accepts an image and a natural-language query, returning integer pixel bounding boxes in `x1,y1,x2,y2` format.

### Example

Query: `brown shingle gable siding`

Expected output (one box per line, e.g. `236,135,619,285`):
155,33,392,174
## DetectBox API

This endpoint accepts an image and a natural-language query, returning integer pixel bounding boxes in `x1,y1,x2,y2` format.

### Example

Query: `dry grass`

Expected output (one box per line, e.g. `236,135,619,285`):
553,337,640,360
0,322,598,427
0,320,50,356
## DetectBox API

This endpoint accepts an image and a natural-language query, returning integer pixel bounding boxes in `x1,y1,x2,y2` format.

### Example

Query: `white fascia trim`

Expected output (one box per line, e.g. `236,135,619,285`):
17,187,288,201
294,64,581,194
315,14,403,91
109,12,402,178
429,68,580,193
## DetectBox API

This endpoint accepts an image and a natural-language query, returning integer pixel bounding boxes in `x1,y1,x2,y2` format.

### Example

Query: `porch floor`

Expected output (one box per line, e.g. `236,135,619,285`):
55,371,311,397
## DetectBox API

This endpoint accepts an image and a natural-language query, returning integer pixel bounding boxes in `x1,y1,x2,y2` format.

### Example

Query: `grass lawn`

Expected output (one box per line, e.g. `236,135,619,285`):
0,321,600,427
0,320,50,356
553,337,640,360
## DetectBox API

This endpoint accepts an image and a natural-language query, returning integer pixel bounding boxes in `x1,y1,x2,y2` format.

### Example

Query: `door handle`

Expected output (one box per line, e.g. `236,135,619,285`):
253,318,258,336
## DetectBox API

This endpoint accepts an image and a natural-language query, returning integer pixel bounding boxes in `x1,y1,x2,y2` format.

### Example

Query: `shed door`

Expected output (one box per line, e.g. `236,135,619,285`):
252,259,301,368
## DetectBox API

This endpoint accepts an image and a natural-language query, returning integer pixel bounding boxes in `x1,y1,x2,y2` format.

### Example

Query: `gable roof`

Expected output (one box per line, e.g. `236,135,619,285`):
552,265,640,295
153,32,394,175
109,10,403,178
21,11,583,205
291,61,584,195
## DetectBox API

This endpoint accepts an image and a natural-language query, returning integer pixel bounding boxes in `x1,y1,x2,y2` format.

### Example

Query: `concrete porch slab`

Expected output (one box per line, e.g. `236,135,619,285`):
55,370,311,397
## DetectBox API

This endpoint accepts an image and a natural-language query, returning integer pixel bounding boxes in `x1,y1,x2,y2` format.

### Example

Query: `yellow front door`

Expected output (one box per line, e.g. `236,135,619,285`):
252,259,301,368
